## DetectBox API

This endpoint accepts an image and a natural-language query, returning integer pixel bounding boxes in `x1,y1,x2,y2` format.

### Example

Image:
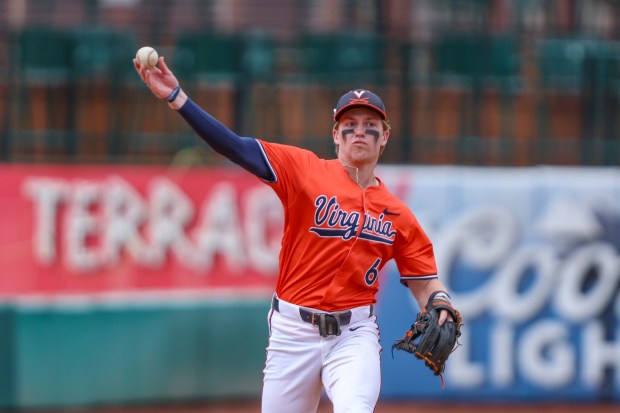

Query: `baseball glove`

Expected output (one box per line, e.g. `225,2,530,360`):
391,291,462,388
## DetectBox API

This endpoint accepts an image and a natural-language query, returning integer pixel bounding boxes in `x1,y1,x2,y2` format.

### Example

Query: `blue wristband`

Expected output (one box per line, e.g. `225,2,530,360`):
165,85,181,102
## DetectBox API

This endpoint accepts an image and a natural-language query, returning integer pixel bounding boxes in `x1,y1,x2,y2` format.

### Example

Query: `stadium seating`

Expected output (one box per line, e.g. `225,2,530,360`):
535,38,620,164
426,33,522,164
9,26,76,161
9,26,139,162
71,26,136,160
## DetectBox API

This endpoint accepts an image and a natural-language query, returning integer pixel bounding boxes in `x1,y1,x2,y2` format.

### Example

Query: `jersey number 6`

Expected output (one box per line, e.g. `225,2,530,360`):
365,258,382,286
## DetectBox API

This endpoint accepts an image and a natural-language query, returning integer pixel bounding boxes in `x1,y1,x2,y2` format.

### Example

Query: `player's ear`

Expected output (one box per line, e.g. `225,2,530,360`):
332,125,339,144
382,129,389,145
379,130,389,155
332,128,341,155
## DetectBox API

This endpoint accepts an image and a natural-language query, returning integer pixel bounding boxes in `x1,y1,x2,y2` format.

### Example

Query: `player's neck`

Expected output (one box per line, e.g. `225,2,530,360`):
338,159,377,189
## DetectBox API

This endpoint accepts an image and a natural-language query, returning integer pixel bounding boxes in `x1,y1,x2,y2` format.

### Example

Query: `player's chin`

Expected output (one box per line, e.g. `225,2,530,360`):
347,147,365,157
349,151,375,164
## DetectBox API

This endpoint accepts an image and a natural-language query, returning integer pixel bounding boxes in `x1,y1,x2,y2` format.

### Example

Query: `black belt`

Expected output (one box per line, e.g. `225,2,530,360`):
272,296,370,337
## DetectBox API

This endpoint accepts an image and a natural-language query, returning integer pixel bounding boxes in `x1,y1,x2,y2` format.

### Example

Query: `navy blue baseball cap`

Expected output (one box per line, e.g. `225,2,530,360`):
333,89,387,121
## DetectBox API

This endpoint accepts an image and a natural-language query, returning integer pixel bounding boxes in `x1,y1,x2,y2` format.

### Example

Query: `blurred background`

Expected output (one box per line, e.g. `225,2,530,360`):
2,0,620,165
0,0,619,412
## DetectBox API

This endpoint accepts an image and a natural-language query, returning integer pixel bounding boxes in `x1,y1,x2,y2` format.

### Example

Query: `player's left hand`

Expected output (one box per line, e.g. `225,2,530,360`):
133,56,179,100
391,291,462,388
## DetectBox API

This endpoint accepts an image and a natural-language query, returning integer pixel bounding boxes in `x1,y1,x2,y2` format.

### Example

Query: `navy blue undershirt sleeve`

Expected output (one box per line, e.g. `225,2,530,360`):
177,97,275,182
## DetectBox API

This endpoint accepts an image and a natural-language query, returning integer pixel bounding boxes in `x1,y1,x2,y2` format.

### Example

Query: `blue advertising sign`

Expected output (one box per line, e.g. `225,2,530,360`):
376,166,620,402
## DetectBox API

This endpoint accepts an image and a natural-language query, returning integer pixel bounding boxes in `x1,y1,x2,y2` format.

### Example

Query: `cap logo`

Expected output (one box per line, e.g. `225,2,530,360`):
349,90,369,105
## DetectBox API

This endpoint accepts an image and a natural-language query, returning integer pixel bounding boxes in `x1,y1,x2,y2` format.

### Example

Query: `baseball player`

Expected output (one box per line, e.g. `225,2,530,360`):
134,56,457,413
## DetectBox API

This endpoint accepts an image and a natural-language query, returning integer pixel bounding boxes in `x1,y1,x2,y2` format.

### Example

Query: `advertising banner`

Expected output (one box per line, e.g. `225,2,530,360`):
0,164,281,298
376,166,620,401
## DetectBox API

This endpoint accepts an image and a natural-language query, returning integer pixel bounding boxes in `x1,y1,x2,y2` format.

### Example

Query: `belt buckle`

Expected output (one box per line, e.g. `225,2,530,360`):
312,313,341,337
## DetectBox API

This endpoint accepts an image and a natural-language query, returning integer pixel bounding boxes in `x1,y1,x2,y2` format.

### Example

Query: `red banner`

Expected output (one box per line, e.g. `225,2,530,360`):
0,164,282,298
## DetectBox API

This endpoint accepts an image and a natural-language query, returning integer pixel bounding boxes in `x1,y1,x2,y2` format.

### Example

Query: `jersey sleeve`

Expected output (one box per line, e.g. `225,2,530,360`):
394,211,438,285
177,98,275,181
256,140,315,207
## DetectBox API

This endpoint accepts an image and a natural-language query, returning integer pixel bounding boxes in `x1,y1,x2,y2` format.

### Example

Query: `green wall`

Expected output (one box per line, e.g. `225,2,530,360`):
0,306,14,409
0,298,271,409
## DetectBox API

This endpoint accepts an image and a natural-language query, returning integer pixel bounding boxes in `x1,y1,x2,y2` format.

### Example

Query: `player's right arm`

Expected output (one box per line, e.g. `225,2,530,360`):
133,56,275,182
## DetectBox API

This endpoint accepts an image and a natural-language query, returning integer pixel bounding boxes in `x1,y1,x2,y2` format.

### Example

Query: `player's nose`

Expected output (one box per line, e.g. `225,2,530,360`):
353,124,367,136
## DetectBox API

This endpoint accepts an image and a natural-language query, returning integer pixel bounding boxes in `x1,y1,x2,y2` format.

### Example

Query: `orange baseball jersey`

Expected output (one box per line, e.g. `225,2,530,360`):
257,140,437,312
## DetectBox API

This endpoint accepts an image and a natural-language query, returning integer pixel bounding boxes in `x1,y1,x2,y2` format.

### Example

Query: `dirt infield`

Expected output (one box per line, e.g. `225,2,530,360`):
30,401,620,413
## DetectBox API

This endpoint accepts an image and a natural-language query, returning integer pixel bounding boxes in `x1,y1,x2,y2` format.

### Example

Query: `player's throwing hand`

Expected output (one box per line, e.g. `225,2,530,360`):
133,53,179,102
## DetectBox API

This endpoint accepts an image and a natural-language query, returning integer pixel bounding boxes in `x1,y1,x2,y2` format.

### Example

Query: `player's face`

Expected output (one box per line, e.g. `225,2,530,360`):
333,108,389,166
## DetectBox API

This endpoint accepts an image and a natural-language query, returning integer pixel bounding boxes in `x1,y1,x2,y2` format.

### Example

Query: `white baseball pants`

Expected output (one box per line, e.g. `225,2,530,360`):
262,296,381,413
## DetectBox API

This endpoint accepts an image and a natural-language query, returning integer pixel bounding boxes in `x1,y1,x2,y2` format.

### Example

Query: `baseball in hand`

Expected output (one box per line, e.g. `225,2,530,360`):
136,46,159,68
